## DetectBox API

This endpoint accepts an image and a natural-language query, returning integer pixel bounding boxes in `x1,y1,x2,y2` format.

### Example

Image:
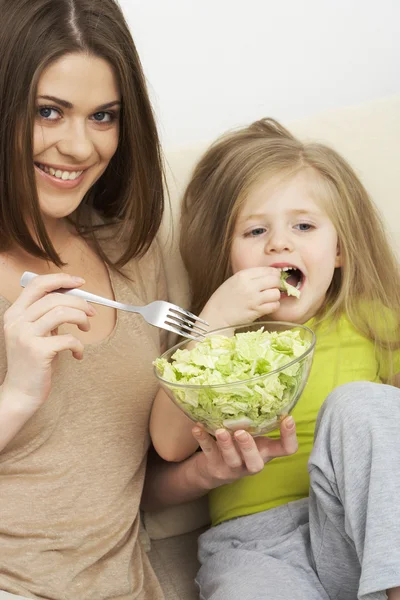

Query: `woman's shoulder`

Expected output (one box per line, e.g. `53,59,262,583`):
88,209,164,273
0,253,21,308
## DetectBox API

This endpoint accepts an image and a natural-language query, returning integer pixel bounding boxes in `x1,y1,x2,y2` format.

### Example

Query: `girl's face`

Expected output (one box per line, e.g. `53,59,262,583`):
33,52,120,222
230,170,341,323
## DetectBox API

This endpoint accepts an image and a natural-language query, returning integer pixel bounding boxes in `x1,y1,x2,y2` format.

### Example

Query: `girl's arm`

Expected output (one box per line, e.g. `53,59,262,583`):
142,415,297,511
150,267,282,462
150,388,199,461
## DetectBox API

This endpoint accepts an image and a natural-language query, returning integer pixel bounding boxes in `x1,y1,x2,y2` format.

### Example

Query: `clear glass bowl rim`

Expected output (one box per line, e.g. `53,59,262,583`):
154,320,316,390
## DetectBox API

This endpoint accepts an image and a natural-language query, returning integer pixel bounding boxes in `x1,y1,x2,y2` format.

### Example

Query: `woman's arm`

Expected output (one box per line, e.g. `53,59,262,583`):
0,384,37,451
142,415,297,511
0,273,95,453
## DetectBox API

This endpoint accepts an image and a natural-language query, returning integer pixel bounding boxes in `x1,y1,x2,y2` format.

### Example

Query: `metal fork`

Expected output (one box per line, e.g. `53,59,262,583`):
20,271,208,342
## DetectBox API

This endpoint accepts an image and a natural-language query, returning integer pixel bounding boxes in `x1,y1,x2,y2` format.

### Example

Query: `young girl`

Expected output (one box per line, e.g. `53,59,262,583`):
150,118,400,599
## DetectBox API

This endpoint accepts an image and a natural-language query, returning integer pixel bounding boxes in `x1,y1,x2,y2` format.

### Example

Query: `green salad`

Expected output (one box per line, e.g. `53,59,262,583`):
154,327,311,433
279,271,301,298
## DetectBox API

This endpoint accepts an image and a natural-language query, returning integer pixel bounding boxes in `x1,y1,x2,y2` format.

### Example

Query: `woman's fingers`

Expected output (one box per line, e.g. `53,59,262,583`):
192,419,298,489
13,273,85,312
233,430,265,473
194,427,266,474
256,416,298,461
41,334,85,360
24,292,95,323
214,429,243,469
192,427,221,463
33,306,94,336
279,416,298,454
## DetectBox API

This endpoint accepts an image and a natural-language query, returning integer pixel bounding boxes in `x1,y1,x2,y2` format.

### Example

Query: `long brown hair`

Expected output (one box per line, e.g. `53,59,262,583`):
0,0,164,267
180,118,400,351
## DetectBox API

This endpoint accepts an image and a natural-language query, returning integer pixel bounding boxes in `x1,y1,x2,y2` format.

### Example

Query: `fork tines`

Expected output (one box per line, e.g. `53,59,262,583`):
168,306,209,327
164,322,206,342
165,308,209,342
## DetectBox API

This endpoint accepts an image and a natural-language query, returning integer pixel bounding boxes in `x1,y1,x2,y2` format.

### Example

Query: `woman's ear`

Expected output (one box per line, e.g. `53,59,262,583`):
335,243,342,268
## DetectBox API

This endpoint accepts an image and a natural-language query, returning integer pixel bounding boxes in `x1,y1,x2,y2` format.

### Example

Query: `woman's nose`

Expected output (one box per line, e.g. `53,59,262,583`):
56,122,94,162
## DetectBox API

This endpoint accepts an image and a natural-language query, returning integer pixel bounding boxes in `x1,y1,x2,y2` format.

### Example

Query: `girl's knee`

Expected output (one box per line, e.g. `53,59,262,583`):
320,381,400,424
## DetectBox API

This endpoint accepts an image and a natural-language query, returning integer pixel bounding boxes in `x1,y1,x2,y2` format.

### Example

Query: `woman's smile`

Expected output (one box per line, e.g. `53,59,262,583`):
34,162,86,189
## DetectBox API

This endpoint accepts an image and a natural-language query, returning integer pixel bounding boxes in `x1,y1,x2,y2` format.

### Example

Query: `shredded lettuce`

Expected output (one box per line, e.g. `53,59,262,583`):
280,271,301,298
154,327,311,434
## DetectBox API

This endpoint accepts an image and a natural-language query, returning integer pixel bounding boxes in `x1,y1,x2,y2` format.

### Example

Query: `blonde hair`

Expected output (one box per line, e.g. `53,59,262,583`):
180,118,400,355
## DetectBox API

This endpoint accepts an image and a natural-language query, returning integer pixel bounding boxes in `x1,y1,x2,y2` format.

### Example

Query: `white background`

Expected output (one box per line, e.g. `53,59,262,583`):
120,0,400,150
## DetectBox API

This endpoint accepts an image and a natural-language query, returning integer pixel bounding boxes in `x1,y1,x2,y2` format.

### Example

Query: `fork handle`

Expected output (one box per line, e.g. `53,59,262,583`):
20,271,124,311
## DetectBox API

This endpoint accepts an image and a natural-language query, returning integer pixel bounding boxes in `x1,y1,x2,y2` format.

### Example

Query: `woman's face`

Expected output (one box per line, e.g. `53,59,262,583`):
33,52,121,222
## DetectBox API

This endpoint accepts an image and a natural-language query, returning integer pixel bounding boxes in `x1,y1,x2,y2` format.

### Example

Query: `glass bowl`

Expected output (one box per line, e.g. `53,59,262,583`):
154,321,315,437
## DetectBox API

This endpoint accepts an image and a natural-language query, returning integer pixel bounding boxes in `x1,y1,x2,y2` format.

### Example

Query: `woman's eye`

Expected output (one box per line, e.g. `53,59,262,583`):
38,107,60,120
295,223,313,231
91,111,114,123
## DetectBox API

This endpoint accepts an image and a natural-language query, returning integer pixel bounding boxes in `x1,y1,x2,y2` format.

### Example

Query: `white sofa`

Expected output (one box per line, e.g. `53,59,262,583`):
145,95,400,600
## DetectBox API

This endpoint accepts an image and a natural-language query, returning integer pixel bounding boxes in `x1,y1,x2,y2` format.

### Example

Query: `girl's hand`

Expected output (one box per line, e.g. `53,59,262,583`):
191,416,298,490
201,267,281,329
2,273,96,418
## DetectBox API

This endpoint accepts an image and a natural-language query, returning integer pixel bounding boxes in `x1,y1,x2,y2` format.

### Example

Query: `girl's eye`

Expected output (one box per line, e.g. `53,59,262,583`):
38,106,60,120
91,111,114,123
295,223,313,231
248,227,266,237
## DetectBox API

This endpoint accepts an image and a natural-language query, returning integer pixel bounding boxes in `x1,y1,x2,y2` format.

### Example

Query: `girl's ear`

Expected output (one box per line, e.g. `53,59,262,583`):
335,243,342,268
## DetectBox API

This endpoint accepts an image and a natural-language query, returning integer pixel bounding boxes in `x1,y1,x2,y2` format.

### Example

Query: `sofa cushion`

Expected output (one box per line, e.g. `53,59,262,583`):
144,496,210,540
148,528,206,600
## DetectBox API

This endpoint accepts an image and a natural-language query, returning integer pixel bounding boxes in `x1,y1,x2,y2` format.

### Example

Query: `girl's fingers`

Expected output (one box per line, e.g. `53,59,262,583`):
255,273,282,289
259,288,282,303
33,306,92,336
214,429,243,469
258,301,280,315
233,430,265,473
24,292,95,323
245,266,281,280
13,273,85,311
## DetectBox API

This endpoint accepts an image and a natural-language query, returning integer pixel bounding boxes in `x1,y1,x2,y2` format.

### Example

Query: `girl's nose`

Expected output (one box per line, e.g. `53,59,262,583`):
56,123,94,162
264,230,293,254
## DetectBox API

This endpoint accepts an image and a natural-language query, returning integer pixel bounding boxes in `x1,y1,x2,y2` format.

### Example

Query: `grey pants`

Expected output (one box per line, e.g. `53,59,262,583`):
196,382,400,600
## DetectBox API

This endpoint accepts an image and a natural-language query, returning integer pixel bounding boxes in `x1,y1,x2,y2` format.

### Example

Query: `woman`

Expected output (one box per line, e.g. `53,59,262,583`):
0,0,167,598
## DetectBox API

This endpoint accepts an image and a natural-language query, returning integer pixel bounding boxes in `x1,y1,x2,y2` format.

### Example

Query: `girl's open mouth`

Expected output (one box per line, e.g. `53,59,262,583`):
279,266,305,294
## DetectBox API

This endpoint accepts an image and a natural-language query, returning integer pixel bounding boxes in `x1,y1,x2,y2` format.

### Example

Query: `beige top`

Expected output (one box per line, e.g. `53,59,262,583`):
0,236,167,600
